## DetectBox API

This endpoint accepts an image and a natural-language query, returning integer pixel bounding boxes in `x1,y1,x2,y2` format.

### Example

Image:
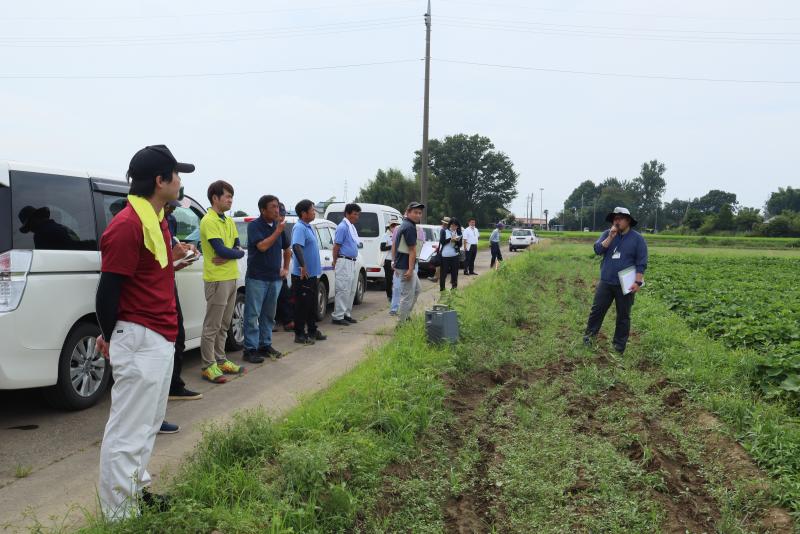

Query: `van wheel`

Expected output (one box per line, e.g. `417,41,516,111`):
353,270,366,305
509,246,515,252
43,322,110,411
226,292,245,352
316,280,329,322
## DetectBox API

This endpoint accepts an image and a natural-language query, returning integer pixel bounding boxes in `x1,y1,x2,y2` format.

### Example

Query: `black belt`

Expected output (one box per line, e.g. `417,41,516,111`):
338,255,357,261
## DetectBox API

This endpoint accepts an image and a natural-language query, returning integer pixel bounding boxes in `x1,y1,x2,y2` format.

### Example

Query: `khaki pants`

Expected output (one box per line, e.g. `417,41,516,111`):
201,279,237,368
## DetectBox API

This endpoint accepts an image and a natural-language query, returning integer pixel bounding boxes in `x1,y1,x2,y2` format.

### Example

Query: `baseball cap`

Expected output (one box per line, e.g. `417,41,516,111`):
406,201,425,211
128,145,195,181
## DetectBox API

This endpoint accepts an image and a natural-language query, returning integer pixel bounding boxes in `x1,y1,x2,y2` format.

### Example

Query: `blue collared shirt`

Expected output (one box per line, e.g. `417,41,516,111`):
594,229,648,285
291,220,322,278
334,219,360,258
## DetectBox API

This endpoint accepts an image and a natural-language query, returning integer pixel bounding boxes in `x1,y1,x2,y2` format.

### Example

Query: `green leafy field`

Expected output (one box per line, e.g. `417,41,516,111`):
538,231,800,250
648,253,800,402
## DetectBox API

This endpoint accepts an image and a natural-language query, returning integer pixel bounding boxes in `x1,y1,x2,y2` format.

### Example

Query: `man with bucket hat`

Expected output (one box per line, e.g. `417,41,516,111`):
583,206,648,354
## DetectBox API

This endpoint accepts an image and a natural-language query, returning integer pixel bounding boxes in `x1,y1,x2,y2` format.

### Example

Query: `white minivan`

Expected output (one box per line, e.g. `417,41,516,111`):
0,161,245,410
324,202,402,285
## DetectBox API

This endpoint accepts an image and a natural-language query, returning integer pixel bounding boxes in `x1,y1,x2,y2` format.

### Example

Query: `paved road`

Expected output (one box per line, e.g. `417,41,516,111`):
0,252,494,532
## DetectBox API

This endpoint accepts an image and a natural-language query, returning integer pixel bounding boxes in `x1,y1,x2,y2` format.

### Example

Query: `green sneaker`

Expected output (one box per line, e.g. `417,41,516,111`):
218,359,246,375
202,363,228,384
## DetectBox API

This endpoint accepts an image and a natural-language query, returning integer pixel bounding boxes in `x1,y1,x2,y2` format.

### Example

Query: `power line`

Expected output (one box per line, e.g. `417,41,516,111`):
0,58,421,80
436,19,800,45
434,58,800,86
440,14,800,37
0,0,419,22
438,0,800,23
0,17,419,48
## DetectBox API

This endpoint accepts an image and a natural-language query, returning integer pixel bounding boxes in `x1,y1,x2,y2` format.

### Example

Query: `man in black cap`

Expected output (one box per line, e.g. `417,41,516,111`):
394,201,425,322
95,145,194,519
583,206,648,354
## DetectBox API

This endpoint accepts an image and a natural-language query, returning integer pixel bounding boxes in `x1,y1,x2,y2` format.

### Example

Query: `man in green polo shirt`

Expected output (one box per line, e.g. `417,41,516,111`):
199,180,246,383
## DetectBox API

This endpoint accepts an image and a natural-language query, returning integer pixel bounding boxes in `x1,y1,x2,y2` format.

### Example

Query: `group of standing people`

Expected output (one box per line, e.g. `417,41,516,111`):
93,145,371,520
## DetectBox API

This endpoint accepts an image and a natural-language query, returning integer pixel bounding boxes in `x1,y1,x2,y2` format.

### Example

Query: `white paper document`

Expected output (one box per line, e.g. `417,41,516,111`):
618,266,637,295
419,241,437,262
173,249,197,267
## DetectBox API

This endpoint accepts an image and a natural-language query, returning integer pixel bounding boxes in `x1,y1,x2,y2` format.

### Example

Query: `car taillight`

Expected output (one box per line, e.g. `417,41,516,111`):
0,250,33,313
366,267,381,273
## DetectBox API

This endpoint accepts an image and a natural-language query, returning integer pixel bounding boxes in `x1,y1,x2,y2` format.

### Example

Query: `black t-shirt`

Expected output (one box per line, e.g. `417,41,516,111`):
394,218,418,271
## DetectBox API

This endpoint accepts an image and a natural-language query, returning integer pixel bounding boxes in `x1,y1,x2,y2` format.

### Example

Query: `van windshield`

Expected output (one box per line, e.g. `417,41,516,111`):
326,212,380,238
0,184,10,253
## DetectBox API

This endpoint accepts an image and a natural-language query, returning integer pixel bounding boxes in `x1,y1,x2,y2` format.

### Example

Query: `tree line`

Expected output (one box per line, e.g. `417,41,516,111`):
552,161,800,237
355,134,518,226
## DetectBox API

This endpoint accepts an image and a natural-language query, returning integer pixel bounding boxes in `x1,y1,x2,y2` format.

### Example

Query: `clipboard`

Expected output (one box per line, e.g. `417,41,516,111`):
618,266,637,295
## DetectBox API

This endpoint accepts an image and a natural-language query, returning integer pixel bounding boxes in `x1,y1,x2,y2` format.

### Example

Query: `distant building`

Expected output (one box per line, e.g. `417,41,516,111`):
513,217,547,228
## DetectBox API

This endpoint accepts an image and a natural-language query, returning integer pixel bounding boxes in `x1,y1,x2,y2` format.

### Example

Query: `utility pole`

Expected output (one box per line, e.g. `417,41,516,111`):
420,0,432,223
525,194,530,221
580,194,584,230
530,193,535,227
539,187,543,220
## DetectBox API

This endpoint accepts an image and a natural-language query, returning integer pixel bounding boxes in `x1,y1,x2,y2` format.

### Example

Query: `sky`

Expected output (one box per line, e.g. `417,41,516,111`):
1,0,798,219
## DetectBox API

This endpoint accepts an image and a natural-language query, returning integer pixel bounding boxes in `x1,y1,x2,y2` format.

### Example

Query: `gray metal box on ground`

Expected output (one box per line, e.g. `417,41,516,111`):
425,305,459,344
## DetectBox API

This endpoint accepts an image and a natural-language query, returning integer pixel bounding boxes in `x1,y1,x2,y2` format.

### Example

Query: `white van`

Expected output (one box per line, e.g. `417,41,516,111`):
0,161,245,410
324,202,402,284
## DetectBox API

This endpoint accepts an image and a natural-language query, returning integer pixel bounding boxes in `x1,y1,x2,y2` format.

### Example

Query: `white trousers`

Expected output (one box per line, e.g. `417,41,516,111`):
332,259,359,320
99,321,174,521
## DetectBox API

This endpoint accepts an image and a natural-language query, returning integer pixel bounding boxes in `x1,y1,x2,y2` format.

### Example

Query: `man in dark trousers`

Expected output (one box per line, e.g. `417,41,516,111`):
290,199,327,345
583,207,648,354
164,200,202,404
95,145,193,519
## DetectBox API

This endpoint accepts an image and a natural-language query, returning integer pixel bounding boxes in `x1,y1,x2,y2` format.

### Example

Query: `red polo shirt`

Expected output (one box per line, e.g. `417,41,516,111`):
100,204,177,342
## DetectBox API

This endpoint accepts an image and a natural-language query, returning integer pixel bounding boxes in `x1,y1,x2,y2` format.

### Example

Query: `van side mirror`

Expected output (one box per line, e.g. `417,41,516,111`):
358,242,364,249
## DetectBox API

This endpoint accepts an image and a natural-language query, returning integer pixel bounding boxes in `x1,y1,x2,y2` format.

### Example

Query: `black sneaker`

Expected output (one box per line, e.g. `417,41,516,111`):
613,345,625,354
583,335,593,347
312,330,327,341
331,318,350,325
344,316,357,324
242,349,265,364
261,345,283,359
168,388,203,401
294,334,315,345
141,488,170,513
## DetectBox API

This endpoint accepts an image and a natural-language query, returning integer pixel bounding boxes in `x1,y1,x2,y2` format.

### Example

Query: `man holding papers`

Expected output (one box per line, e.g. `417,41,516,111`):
583,206,648,354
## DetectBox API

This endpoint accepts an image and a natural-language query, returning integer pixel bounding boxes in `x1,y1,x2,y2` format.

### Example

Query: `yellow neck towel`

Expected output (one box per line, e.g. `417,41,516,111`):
127,195,168,268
